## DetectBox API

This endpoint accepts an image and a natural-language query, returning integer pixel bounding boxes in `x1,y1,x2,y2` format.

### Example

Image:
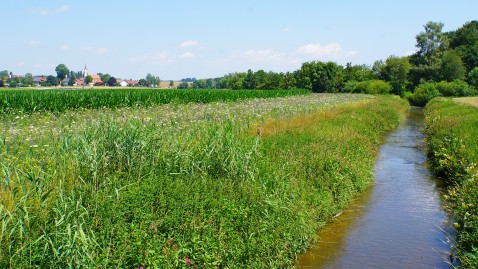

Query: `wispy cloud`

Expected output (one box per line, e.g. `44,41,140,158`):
238,49,287,63
298,43,358,59
178,52,195,59
129,51,173,65
29,5,70,16
211,48,301,72
281,27,292,32
179,41,199,49
29,40,41,47
60,44,70,50
81,46,109,54
96,48,109,54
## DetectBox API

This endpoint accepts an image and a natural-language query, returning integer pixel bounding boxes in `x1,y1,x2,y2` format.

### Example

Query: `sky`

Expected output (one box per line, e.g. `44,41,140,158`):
2,0,477,80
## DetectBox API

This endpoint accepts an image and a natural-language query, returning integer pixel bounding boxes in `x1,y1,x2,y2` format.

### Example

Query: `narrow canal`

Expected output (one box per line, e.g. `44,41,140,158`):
297,107,454,269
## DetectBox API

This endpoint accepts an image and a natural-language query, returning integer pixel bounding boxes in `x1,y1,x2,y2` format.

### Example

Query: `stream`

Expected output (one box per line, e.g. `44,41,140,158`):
296,107,455,269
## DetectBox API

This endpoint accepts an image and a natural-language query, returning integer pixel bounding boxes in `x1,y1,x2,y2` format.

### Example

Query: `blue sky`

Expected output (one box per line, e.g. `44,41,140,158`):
2,0,477,80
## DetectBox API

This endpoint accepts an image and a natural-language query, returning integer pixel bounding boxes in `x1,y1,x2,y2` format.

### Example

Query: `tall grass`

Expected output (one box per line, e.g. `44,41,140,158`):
0,94,407,268
425,97,478,268
0,89,308,113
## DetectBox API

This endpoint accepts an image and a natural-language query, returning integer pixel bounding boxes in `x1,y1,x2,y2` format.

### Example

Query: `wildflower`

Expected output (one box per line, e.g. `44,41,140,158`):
185,258,193,265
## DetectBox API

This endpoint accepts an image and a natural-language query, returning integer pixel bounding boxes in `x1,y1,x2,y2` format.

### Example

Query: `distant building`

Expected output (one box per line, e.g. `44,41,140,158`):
120,79,138,87
33,76,47,86
81,65,102,86
61,77,70,86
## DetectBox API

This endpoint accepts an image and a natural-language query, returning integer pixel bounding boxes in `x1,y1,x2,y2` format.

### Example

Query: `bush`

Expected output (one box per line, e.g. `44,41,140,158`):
408,83,441,106
468,67,478,88
342,80,391,95
435,80,476,97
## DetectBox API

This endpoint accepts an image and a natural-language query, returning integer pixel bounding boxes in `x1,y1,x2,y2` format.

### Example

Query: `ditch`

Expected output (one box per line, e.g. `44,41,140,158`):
296,107,456,268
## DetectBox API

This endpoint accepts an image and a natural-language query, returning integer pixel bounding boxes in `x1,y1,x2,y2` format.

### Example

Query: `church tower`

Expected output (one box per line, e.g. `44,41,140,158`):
83,65,88,78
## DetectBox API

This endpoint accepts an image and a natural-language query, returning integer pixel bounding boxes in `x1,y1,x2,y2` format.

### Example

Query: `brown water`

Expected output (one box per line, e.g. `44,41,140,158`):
297,107,455,269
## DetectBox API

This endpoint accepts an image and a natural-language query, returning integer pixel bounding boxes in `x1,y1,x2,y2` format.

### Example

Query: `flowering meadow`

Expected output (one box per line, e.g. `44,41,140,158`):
0,91,407,268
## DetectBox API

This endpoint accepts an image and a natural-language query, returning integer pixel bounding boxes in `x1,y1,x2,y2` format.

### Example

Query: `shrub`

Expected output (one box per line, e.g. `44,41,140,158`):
468,67,478,88
435,80,476,97
342,80,391,95
409,83,441,106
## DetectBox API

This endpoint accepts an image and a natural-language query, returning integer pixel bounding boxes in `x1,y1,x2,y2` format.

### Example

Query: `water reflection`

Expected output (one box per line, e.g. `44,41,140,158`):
297,107,453,269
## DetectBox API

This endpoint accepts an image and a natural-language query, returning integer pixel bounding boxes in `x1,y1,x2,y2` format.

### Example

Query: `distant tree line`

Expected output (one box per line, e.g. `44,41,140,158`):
178,20,478,103
2,20,477,102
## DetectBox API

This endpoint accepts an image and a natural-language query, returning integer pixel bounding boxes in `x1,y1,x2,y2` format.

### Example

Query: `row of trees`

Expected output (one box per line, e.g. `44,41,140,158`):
179,20,478,99
2,21,477,96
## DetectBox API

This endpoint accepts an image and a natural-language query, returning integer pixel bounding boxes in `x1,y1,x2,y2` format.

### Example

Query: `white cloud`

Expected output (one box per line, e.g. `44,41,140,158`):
29,5,70,16
60,44,70,50
179,41,199,48
34,63,55,69
179,52,195,59
236,49,286,63
344,50,359,57
129,51,173,65
281,27,292,32
96,48,109,54
403,50,417,56
298,43,359,60
29,40,40,47
210,48,301,72
81,46,109,54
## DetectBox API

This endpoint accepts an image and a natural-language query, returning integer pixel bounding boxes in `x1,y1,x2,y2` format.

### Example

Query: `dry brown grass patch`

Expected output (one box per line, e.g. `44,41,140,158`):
250,100,371,137
453,97,478,108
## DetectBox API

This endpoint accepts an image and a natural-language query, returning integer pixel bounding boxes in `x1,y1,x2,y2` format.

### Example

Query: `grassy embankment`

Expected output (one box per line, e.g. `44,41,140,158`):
425,97,478,268
0,90,407,268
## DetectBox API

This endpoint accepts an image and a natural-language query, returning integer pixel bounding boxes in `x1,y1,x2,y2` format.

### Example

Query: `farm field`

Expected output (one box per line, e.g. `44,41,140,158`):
0,88,308,113
453,96,478,108
0,91,408,268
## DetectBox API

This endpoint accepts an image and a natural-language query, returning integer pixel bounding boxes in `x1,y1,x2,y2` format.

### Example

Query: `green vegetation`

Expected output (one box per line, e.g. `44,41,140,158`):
0,88,308,113
343,79,392,94
425,98,478,267
0,94,407,268
409,80,477,106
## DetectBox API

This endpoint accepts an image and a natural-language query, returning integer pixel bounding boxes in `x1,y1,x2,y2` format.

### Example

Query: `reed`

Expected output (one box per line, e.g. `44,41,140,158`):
0,94,407,268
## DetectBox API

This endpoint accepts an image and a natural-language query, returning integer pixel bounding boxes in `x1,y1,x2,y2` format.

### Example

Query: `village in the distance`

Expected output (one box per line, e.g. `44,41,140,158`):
0,64,187,89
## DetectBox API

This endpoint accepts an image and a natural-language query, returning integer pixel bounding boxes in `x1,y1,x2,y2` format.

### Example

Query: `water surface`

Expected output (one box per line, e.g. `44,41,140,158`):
297,107,453,269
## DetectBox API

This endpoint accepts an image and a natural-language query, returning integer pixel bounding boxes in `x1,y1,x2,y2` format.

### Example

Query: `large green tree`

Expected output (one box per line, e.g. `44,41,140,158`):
108,77,117,86
441,50,466,81
22,73,34,87
449,20,478,72
46,75,59,86
381,56,411,95
298,61,344,93
410,21,449,85
145,73,160,87
55,64,70,80
0,70,8,80
344,63,374,82
468,67,478,87
85,75,93,85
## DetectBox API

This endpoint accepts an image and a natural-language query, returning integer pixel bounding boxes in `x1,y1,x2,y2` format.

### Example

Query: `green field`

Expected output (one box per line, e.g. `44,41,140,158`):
425,98,478,268
0,91,408,268
0,88,309,113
